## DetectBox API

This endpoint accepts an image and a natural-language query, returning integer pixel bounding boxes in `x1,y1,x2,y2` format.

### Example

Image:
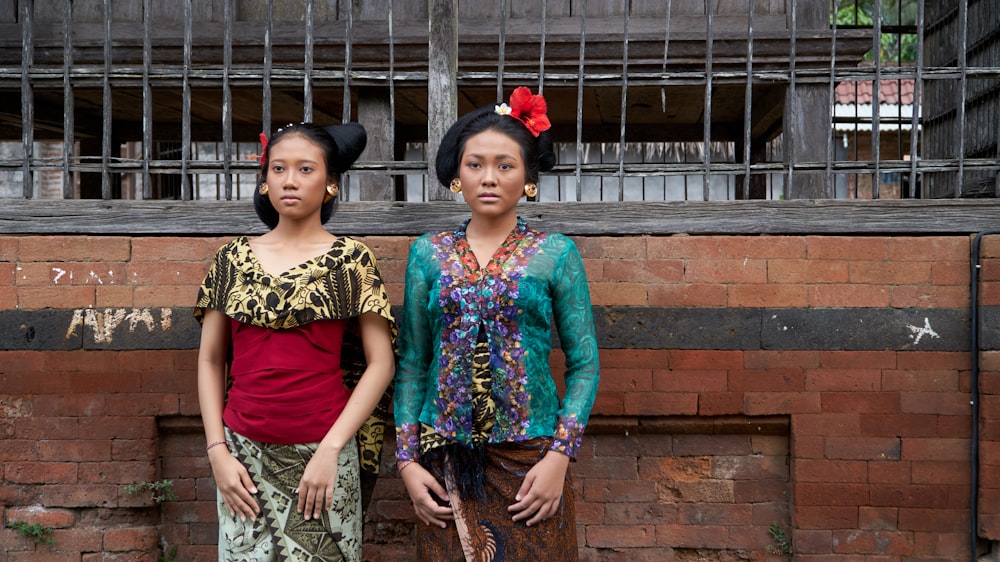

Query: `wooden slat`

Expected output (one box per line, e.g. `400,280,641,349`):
3,199,1000,236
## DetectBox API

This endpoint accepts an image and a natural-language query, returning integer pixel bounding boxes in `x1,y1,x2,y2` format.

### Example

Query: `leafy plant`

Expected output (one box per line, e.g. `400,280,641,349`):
160,543,179,562
7,521,56,545
124,479,177,503
765,521,793,555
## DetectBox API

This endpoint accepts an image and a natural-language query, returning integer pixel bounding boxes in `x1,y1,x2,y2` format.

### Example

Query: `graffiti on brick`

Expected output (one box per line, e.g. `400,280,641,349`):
65,308,174,344
906,317,940,345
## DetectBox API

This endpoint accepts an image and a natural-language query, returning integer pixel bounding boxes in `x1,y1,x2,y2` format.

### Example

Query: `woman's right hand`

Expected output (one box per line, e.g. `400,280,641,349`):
400,463,454,528
209,448,261,522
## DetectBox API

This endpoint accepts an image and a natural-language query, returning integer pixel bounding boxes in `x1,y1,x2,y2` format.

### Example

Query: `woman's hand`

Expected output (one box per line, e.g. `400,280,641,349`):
400,463,454,528
295,446,340,520
209,447,260,522
508,450,570,526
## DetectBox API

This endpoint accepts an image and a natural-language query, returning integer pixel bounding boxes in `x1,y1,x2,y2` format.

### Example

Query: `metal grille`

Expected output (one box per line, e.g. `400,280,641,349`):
1,0,997,202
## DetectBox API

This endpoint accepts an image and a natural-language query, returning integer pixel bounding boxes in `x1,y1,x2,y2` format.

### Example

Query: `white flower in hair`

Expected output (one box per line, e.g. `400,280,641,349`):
494,103,512,116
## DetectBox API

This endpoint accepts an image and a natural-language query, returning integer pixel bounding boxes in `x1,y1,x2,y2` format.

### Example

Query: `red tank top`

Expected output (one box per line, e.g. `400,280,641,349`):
223,318,350,444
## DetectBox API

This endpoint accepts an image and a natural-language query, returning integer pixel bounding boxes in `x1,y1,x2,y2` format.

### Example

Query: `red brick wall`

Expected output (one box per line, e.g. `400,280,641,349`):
1,233,996,561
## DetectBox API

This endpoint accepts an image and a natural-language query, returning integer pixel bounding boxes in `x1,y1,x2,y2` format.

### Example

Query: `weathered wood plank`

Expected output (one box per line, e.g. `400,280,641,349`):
3,199,1000,236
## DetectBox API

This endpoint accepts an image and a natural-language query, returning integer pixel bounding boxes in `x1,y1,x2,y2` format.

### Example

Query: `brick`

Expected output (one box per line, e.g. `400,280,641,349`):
867,460,911,484
899,392,970,416
652,369,726,392
807,236,887,260
18,286,96,309
794,482,870,506
95,285,135,308
881,369,959,392
38,440,111,462
603,259,682,283
586,524,655,548
825,435,902,460
674,435,752,457
675,503,752,525
31,394,106,416
18,236,131,262
793,413,860,436
104,526,159,552
794,459,867,483
15,262,128,287
860,414,941,438
583,479,658,503
131,238,212,262
898,508,968,532
849,260,932,285
728,283,807,307
134,285,196,307
888,236,968,262
684,258,767,284
896,351,972,371
574,236,647,260
603,503,678,525
599,368,652,392
639,456,710,481
655,523,732,549
900,438,967,462
822,392,900,414
768,259,848,283
670,350,743,370
105,393,180,416
79,461,157,485
808,283,890,308
727,368,805,392
697,392,743,415
12,417,81,440
889,285,970,308
5,462,78,484
931,261,970,285
623,391,697,416
598,349,670,369
647,283,727,307
791,528,835,554
49,527,104,552
126,261,210,285
78,417,157,440
859,506,898,530
0,236,19,260
744,350,820,370
0,262,14,285
6,507,76,529
831,529,915,555
794,506,859,529
744,391,821,415
819,350,897,369
805,368,881,391
869,484,950,508
910,461,969,486
588,282,647,306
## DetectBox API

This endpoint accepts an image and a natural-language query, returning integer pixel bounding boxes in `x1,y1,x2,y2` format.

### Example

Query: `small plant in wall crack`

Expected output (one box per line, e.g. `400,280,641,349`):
7,521,56,545
124,479,177,503
765,521,793,556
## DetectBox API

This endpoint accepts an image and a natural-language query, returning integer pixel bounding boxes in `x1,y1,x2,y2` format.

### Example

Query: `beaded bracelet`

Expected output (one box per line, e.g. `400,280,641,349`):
396,460,415,473
206,440,231,452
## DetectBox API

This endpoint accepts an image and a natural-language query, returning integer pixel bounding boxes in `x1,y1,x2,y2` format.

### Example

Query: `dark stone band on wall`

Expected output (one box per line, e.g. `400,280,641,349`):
0,306,993,352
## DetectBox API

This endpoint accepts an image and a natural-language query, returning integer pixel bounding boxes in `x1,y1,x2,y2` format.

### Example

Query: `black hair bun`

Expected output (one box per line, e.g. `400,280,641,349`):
324,122,368,173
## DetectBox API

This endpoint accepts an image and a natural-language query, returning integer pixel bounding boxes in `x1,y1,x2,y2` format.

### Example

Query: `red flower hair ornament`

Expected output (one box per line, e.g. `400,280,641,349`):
495,86,551,137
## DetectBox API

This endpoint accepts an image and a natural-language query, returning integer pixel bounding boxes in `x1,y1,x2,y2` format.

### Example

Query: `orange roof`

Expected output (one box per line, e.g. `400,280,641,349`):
835,78,915,105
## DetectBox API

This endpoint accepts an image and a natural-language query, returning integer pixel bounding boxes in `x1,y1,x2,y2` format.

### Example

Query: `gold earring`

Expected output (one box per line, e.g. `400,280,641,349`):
259,183,269,195
325,183,339,202
449,178,462,193
524,183,537,198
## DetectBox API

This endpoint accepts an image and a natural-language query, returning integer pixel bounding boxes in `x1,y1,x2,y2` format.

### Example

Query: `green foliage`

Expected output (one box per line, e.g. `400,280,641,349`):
7,521,56,546
833,0,919,63
765,521,793,555
160,544,179,562
124,479,177,503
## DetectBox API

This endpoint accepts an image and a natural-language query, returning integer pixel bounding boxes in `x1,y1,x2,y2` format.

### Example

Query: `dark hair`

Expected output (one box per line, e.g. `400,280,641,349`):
253,122,367,229
434,106,556,190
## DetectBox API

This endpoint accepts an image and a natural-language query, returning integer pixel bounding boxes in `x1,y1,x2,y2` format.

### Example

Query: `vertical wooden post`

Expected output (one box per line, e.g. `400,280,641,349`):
785,0,833,199
358,88,395,201
427,0,458,200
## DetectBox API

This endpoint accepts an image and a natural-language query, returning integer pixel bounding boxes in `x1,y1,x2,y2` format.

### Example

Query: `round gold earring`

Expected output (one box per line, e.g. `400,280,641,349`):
259,183,269,195
524,183,537,198
449,178,462,193
325,183,339,202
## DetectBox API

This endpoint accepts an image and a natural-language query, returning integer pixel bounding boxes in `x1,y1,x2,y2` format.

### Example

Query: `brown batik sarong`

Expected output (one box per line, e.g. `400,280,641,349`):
218,429,362,562
416,441,578,562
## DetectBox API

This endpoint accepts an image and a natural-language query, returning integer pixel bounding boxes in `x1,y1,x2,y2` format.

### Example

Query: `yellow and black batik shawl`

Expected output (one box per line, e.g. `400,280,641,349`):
195,235,397,510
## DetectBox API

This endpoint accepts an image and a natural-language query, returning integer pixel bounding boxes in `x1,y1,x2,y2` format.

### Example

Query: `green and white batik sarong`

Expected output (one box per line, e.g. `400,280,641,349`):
218,429,362,562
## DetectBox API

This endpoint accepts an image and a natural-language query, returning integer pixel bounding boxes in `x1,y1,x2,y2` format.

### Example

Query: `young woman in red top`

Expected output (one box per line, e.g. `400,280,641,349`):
195,122,395,561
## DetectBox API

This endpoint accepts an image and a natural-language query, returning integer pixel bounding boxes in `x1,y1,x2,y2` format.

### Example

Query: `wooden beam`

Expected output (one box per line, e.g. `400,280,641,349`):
2,199,1000,236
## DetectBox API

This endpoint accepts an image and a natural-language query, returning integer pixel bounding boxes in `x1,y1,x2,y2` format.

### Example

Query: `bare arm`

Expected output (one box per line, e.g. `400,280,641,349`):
296,311,396,519
197,309,260,521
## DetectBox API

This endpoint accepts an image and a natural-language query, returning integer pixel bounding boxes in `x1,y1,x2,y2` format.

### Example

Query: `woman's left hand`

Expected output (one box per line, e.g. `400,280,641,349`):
295,446,340,520
508,450,570,526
